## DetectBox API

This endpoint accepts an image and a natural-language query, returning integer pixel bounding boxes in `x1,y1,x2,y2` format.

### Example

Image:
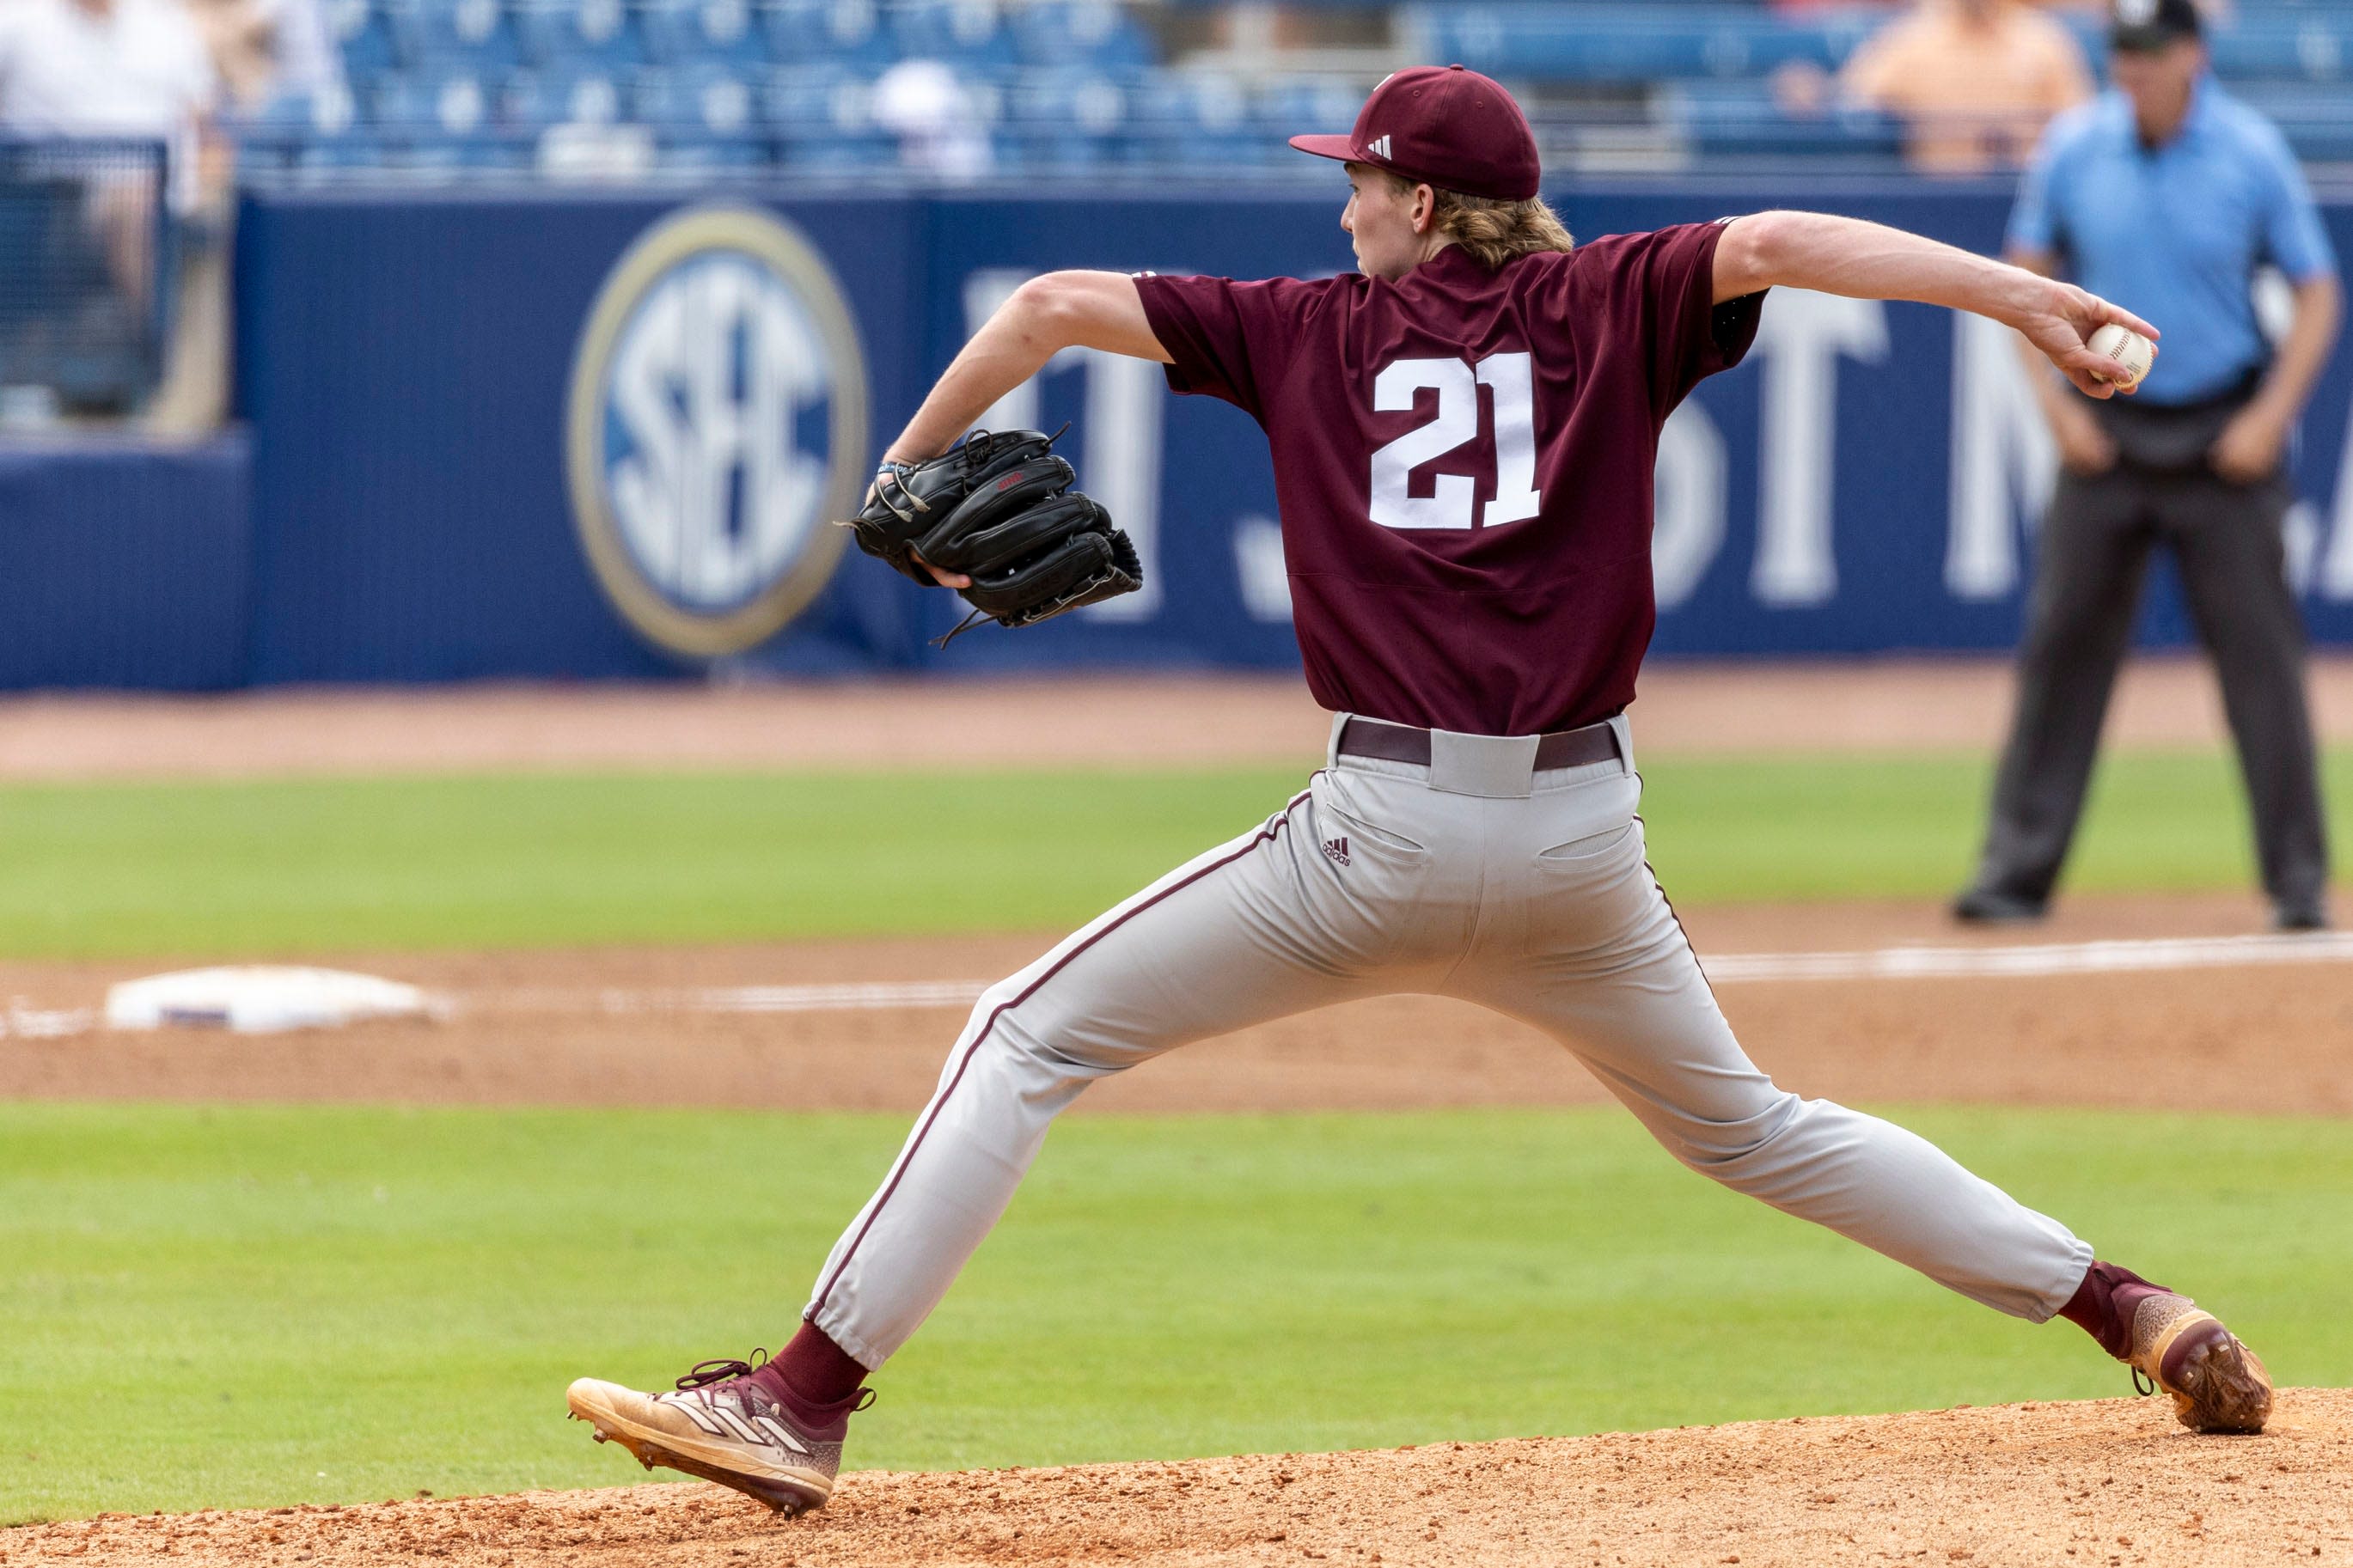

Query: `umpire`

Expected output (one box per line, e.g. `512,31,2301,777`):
1957,0,2343,930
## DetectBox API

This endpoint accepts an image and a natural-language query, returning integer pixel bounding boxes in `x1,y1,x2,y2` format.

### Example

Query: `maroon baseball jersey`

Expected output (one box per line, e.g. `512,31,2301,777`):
1134,222,1763,737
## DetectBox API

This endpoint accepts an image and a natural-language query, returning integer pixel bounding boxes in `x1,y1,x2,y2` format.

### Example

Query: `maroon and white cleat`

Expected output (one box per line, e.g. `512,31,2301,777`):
567,1351,869,1515
2125,1291,2272,1435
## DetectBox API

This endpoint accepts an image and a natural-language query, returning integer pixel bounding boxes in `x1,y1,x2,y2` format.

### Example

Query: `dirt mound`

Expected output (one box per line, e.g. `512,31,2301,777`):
11,1390,2347,1567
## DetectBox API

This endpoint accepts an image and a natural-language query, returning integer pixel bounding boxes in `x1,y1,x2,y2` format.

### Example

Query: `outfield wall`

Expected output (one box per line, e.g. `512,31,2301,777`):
0,435,250,690
18,180,2353,689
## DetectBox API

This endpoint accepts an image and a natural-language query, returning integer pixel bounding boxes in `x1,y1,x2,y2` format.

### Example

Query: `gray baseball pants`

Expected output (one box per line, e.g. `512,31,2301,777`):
805,717,2094,1369
1970,459,2328,914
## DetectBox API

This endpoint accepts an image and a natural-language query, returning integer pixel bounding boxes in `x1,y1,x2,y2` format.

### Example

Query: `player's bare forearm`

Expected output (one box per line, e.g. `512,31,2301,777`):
2252,272,2341,424
1715,211,2159,398
883,272,1171,463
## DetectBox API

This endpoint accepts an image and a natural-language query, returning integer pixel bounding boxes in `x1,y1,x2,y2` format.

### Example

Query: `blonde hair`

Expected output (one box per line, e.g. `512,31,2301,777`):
1377,170,1576,268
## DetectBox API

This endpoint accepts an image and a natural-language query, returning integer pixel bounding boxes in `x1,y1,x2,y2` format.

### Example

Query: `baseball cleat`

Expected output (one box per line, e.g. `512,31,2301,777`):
2125,1293,2272,1435
566,1351,869,1515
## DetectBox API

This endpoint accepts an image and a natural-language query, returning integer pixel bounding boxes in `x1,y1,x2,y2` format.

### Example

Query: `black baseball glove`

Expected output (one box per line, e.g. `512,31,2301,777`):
844,428,1143,638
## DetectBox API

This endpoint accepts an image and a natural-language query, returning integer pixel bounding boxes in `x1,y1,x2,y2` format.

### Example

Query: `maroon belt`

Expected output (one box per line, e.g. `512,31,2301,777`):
1336,717,1621,771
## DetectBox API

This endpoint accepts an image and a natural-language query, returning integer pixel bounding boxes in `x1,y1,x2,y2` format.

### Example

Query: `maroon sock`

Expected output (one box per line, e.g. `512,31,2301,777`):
2058,1260,2172,1360
773,1320,870,1408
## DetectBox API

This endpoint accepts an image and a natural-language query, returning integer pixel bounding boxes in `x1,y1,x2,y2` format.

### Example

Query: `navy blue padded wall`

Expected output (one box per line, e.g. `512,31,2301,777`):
0,434,251,689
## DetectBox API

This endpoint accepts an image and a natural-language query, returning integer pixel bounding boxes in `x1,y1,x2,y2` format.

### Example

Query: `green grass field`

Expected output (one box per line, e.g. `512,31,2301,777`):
0,747,2309,958
3,1101,2347,1525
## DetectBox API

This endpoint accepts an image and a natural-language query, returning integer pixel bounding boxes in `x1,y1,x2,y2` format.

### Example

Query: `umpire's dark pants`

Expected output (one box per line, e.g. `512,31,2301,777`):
1971,457,2329,913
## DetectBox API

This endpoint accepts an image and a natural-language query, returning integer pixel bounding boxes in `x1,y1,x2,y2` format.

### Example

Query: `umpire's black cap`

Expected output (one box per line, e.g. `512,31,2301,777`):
2112,0,2203,52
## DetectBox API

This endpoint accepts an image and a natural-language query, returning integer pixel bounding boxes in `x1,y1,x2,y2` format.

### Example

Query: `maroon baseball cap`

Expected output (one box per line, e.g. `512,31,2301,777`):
1289,64,1541,202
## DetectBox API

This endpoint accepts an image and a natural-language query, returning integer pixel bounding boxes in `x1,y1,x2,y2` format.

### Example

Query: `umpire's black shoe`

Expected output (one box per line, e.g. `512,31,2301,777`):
1951,888,2047,924
2273,900,2331,932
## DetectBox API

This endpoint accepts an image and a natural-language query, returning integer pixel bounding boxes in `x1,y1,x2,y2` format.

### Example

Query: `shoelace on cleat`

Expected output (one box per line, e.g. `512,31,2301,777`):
2131,1366,2156,1397
675,1349,770,1391
671,1352,880,1415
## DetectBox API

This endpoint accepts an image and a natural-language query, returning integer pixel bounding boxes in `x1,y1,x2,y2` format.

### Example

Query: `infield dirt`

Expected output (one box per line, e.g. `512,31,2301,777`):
7,1392,2348,1566
9,656,2353,779
3,889,2346,1117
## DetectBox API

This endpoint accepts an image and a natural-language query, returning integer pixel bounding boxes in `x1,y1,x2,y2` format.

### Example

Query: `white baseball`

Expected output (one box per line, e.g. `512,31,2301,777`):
2087,323,2154,391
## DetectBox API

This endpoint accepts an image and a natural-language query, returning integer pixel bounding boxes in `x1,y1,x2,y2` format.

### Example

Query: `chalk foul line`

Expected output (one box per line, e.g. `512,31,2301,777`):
604,931,2353,1016
28,933,2350,1039
1699,930,2353,982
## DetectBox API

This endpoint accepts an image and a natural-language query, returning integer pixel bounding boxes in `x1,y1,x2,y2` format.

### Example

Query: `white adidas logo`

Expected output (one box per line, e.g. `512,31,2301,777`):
1367,134,1392,159
658,1390,814,1455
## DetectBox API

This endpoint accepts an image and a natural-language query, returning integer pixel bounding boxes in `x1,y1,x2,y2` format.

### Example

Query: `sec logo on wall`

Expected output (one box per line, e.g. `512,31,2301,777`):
565,205,868,656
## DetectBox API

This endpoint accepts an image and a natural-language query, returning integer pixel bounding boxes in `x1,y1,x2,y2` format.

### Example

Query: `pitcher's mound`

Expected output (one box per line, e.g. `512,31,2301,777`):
17,1390,2350,1567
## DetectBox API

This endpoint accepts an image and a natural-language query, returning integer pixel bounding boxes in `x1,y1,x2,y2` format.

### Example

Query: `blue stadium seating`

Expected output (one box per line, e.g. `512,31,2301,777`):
241,0,2353,183
1121,68,1258,168
776,127,897,172
755,62,867,131
1006,1,1151,70
890,0,1019,67
1405,4,1873,86
2210,16,2352,81
406,0,526,68
512,0,655,69
760,0,895,66
1667,80,1904,163
997,65,1126,170
643,0,767,63
327,0,406,75
629,62,761,132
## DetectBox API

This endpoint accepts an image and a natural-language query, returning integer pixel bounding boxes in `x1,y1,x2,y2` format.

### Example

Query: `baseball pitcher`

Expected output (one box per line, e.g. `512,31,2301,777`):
570,67,2271,1514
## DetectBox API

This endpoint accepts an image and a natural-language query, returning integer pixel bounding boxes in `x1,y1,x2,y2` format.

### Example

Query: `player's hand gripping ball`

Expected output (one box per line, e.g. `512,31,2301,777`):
2087,323,2156,393
844,428,1143,638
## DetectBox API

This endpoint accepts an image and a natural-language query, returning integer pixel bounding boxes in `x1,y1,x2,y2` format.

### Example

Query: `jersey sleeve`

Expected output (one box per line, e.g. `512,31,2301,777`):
1578,223,1764,418
2006,149,2057,258
2249,121,2338,284
1132,272,1332,423
2007,122,2069,260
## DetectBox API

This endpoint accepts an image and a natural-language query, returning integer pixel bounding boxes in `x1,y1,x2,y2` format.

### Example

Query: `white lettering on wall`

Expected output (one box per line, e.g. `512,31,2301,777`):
2287,499,2322,594
1749,289,1888,606
608,253,828,609
1946,312,2058,600
1652,400,1727,608
1232,515,1292,621
1079,351,1166,619
2316,404,2353,599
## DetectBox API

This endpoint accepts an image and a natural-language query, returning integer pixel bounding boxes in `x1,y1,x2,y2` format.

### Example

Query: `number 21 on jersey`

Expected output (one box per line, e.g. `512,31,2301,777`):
1368,351,1543,532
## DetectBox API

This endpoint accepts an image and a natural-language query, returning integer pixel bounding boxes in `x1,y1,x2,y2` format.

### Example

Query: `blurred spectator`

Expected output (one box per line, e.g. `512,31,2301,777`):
181,0,276,108
1835,0,2094,173
872,59,993,182
0,0,231,427
182,0,340,111
0,0,220,213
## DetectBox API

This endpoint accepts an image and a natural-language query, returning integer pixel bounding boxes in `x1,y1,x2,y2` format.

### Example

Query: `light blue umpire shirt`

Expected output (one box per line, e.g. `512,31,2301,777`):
2008,74,2338,406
